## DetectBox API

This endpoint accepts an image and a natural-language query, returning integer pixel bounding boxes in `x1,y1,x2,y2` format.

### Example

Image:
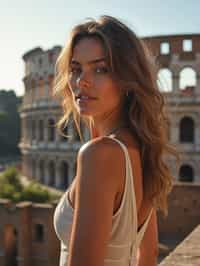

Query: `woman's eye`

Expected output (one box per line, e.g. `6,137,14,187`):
69,68,81,74
95,67,109,73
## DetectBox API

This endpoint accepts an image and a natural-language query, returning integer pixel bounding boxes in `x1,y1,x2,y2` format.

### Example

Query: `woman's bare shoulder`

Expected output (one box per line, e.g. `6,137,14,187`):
78,136,124,158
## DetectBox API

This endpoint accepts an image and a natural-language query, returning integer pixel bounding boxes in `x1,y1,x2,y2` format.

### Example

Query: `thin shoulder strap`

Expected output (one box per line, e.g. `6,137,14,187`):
104,136,138,233
105,136,129,157
136,208,153,246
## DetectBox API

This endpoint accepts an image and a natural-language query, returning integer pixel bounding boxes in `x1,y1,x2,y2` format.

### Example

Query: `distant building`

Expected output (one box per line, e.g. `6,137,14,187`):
19,34,200,188
143,34,200,182
0,199,59,266
19,46,90,190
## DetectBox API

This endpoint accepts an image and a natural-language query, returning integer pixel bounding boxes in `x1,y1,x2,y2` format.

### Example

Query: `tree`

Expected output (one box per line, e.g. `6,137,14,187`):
0,90,21,157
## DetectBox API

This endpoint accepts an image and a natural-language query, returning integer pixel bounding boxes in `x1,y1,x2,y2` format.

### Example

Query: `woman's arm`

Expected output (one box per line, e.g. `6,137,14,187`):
67,138,124,266
137,209,159,266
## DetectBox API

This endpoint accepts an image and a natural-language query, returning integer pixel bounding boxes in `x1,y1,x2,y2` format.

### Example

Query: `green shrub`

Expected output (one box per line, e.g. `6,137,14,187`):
0,183,16,199
0,167,57,203
21,181,51,203
0,166,22,192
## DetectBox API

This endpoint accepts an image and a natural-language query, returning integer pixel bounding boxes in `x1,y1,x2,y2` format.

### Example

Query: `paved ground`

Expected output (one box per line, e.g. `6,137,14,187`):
159,225,200,266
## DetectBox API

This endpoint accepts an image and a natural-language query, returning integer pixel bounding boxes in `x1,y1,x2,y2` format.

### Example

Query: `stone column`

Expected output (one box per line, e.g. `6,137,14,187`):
44,161,49,185
20,116,25,144
171,118,179,144
35,159,40,182
24,116,28,144
196,73,200,95
172,74,180,93
195,117,200,146
27,117,32,145
35,118,40,144
55,162,61,188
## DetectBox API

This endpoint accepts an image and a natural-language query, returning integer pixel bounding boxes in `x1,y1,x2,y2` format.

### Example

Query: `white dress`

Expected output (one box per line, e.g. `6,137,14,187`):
54,136,153,266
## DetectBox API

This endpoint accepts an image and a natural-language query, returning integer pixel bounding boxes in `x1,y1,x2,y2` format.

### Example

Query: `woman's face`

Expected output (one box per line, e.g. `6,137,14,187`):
68,37,124,119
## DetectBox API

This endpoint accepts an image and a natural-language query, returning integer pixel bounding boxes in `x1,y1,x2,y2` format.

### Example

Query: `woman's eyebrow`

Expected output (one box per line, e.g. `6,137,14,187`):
71,57,107,65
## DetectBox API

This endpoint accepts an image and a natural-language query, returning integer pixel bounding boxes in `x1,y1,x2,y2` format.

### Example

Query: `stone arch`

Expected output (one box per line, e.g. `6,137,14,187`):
179,116,194,143
179,164,194,182
47,118,55,141
48,160,55,186
179,67,197,91
3,224,18,266
60,161,69,189
157,68,173,92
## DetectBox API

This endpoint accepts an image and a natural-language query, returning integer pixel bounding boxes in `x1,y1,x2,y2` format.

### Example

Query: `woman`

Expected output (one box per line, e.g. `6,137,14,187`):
53,15,179,266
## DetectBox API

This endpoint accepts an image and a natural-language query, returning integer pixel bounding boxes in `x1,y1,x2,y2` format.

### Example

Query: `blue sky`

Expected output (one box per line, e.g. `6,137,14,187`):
0,0,199,96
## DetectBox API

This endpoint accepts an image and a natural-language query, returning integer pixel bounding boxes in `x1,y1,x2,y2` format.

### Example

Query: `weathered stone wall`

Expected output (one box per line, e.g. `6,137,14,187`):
158,182,200,244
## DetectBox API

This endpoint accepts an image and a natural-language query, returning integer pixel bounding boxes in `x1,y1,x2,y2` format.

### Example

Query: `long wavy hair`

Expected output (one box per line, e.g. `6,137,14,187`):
53,15,180,216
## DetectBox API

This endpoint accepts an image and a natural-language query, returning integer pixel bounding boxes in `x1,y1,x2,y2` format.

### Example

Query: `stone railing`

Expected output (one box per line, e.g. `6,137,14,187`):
159,224,200,266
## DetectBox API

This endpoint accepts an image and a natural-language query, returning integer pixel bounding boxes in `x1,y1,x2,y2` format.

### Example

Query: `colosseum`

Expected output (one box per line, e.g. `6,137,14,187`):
19,34,200,189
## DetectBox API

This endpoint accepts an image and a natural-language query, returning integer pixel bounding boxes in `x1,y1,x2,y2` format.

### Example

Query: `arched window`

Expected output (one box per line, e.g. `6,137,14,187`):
39,119,44,141
179,117,194,143
48,161,55,186
179,67,196,91
179,165,194,182
48,119,55,141
157,68,173,92
31,119,36,140
39,160,44,183
34,224,44,242
60,161,69,189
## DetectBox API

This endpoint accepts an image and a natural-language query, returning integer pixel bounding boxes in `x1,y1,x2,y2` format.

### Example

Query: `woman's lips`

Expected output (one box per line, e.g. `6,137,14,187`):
76,95,96,104
77,97,95,104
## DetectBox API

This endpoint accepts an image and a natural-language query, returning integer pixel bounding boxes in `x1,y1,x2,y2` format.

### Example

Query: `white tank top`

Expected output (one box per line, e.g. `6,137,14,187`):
53,136,153,266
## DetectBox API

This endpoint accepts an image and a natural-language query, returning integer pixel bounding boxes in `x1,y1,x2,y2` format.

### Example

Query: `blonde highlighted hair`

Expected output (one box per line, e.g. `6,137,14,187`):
53,15,180,216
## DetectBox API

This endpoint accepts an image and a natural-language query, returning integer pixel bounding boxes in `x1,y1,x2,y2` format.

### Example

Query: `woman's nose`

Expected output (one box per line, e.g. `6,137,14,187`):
76,72,91,88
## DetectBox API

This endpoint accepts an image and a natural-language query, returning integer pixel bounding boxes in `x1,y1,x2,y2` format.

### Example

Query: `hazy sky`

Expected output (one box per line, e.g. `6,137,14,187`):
1,0,199,96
